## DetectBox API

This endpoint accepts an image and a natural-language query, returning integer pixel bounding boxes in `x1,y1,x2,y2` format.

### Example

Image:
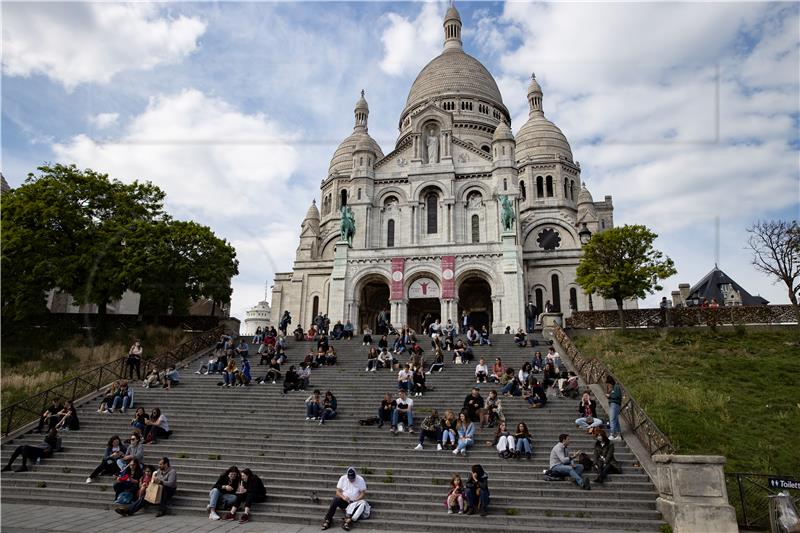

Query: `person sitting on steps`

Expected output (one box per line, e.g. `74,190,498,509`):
142,407,171,444
593,429,621,483
116,456,178,517
465,326,480,346
491,358,505,383
479,325,492,346
426,346,445,374
321,466,369,531
283,365,302,394
453,411,475,456
462,387,484,424
446,474,466,514
415,409,442,450
475,358,489,384
514,422,534,459
464,464,490,516
488,421,516,459
85,434,126,483
343,320,354,340
575,390,604,430
36,398,63,432
391,389,415,434
377,392,395,429
531,351,543,373
480,390,503,429
224,468,266,523
130,407,149,433
319,390,338,425
365,346,379,372
362,326,373,346
207,466,240,520
411,366,427,397
514,328,527,347
306,389,323,420
262,357,281,384
3,428,61,472
54,399,80,431
440,410,457,450
547,433,590,490
111,380,134,413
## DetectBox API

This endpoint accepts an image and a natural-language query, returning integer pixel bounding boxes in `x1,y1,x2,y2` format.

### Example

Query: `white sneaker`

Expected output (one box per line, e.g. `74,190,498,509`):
195,370,201,374
85,477,93,484
306,417,311,420
425,371,431,375
120,408,126,414
452,449,459,455
209,510,220,521
371,368,376,372
447,509,453,514
460,449,467,455
476,379,480,384
272,381,276,384
437,444,443,451
414,444,423,450
365,368,369,372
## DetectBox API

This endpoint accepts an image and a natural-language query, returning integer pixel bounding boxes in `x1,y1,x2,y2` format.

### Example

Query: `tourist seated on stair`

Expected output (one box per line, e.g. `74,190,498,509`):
224,468,267,523
283,365,302,394
514,329,527,347
216,334,231,352
112,457,143,503
408,347,424,372
343,320,355,340
547,433,590,490
446,474,466,514
111,380,134,413
197,352,221,374
361,326,373,345
261,357,282,385
98,382,119,413
488,421,516,458
235,340,249,359
378,347,394,370
546,346,563,370
161,365,180,389
275,344,287,364
207,466,240,520
253,326,263,344
397,364,412,392
415,409,442,450
593,430,621,483
365,346,379,371
464,464,490,515
238,358,252,386
130,407,149,432
480,390,503,428
143,365,161,388
558,372,579,399
324,346,338,366
258,343,275,365
479,325,492,346
223,358,240,387
531,351,543,373
298,362,311,389
317,334,330,354
86,435,127,482
499,368,522,397
118,456,178,517
475,358,489,383
122,431,145,466
143,407,171,444
319,390,338,425
463,387,484,423
294,325,305,341
453,412,475,455
392,335,406,355
321,466,369,531
36,398,63,433
525,378,548,408
427,347,445,373
54,399,80,431
377,393,395,428
576,391,603,429
306,389,323,420
411,367,427,397
465,326,480,346
542,362,558,391
441,410,457,449
331,320,344,340
2,428,62,472
314,348,327,367
514,422,533,459
491,358,505,383
391,389,414,433
114,464,152,516
306,325,317,341
518,362,533,389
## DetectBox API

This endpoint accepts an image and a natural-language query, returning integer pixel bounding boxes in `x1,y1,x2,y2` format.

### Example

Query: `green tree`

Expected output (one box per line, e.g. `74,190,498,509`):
1,164,238,319
576,224,677,327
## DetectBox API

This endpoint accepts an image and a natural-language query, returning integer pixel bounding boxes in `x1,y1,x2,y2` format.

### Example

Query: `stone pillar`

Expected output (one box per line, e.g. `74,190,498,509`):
391,299,408,329
652,455,738,533
491,296,501,331
500,230,525,334
328,243,349,325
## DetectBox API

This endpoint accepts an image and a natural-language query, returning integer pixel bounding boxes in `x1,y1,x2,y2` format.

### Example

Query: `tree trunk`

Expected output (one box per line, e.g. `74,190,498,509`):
97,301,107,315
788,289,800,333
616,298,626,329
210,300,216,317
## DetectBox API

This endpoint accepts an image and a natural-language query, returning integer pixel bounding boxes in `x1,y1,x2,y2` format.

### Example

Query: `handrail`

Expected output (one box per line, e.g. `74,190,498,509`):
1,325,223,437
566,304,798,329
552,324,677,456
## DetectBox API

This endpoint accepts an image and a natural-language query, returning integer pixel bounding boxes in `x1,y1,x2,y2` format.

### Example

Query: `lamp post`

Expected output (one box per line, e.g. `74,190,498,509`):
578,223,594,311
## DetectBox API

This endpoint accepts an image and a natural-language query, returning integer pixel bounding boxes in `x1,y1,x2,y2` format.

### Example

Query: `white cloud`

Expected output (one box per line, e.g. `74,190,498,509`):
379,2,444,77
2,3,206,90
88,113,119,129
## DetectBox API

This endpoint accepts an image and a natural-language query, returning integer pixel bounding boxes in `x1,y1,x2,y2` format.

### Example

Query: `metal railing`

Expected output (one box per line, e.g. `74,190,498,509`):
552,324,676,456
726,472,800,530
566,305,798,329
1,325,223,437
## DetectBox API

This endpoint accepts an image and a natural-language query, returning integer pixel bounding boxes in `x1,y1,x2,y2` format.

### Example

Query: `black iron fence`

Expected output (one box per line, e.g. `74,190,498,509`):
726,472,800,530
1,325,223,437
552,324,676,456
567,305,798,329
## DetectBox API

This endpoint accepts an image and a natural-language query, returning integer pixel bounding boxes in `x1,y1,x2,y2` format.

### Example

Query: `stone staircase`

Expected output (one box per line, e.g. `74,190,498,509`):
0,334,665,532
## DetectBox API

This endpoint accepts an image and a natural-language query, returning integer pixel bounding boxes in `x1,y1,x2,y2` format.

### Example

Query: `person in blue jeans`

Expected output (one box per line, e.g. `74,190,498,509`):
606,375,623,441
391,390,414,433
206,466,240,520
514,422,533,460
464,464,489,515
499,369,522,396
319,390,338,425
548,433,590,490
305,389,323,420
453,412,475,455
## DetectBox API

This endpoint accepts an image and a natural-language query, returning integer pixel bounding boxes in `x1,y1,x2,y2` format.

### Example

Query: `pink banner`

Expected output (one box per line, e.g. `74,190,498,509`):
390,258,405,300
441,256,455,299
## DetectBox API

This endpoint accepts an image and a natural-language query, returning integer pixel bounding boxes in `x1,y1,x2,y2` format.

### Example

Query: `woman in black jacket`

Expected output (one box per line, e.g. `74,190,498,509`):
55,400,80,431
226,468,267,523
464,464,490,516
2,428,61,472
207,466,240,520
283,366,301,394
593,430,621,483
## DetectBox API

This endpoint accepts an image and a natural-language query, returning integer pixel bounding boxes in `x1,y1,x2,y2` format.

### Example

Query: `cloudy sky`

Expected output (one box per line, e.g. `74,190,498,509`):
2,1,798,320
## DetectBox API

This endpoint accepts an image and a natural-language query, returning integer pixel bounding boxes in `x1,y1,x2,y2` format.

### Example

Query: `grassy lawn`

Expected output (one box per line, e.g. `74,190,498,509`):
573,327,800,475
1,324,190,407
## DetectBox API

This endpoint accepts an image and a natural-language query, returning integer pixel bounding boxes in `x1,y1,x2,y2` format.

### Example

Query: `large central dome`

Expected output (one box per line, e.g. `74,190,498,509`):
405,48,506,110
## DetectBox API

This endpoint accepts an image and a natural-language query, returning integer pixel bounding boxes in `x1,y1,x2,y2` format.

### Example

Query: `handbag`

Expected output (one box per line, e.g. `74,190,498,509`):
455,356,463,365
144,482,163,504
115,491,134,504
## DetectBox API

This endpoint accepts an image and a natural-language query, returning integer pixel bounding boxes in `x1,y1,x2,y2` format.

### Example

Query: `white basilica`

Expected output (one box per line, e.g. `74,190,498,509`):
271,5,618,333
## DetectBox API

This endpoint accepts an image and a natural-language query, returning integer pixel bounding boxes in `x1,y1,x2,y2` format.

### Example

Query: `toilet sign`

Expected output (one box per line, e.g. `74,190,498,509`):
768,477,800,490
408,277,440,299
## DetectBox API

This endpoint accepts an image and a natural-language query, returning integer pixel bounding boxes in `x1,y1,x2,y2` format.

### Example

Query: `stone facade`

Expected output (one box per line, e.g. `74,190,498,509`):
243,300,272,335
271,6,621,333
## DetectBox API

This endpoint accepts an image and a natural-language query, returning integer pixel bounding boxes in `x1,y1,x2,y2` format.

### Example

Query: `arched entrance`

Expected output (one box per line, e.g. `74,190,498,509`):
406,276,441,333
358,277,390,334
458,276,492,331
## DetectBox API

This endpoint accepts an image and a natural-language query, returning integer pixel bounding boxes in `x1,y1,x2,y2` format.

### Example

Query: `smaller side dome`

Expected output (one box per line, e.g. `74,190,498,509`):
492,121,514,142
304,199,320,221
577,182,594,205
444,5,461,23
355,89,368,112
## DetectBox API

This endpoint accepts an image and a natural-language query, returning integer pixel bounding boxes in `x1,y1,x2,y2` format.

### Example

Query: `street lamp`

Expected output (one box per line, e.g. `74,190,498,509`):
578,223,594,311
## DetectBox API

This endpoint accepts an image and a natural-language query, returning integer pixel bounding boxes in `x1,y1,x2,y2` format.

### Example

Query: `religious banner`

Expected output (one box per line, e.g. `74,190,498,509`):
408,277,440,299
441,255,455,299
390,258,405,300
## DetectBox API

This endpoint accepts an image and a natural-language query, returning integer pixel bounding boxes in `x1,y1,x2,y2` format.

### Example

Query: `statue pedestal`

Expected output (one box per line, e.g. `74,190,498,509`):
328,242,349,321
499,231,525,334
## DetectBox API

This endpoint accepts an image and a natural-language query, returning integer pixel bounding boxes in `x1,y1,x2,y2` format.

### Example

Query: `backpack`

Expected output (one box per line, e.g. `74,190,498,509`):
358,416,380,426
115,491,134,504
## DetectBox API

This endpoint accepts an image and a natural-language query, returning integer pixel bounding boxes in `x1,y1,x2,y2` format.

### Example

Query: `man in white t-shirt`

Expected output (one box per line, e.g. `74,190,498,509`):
391,389,415,434
321,466,368,530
